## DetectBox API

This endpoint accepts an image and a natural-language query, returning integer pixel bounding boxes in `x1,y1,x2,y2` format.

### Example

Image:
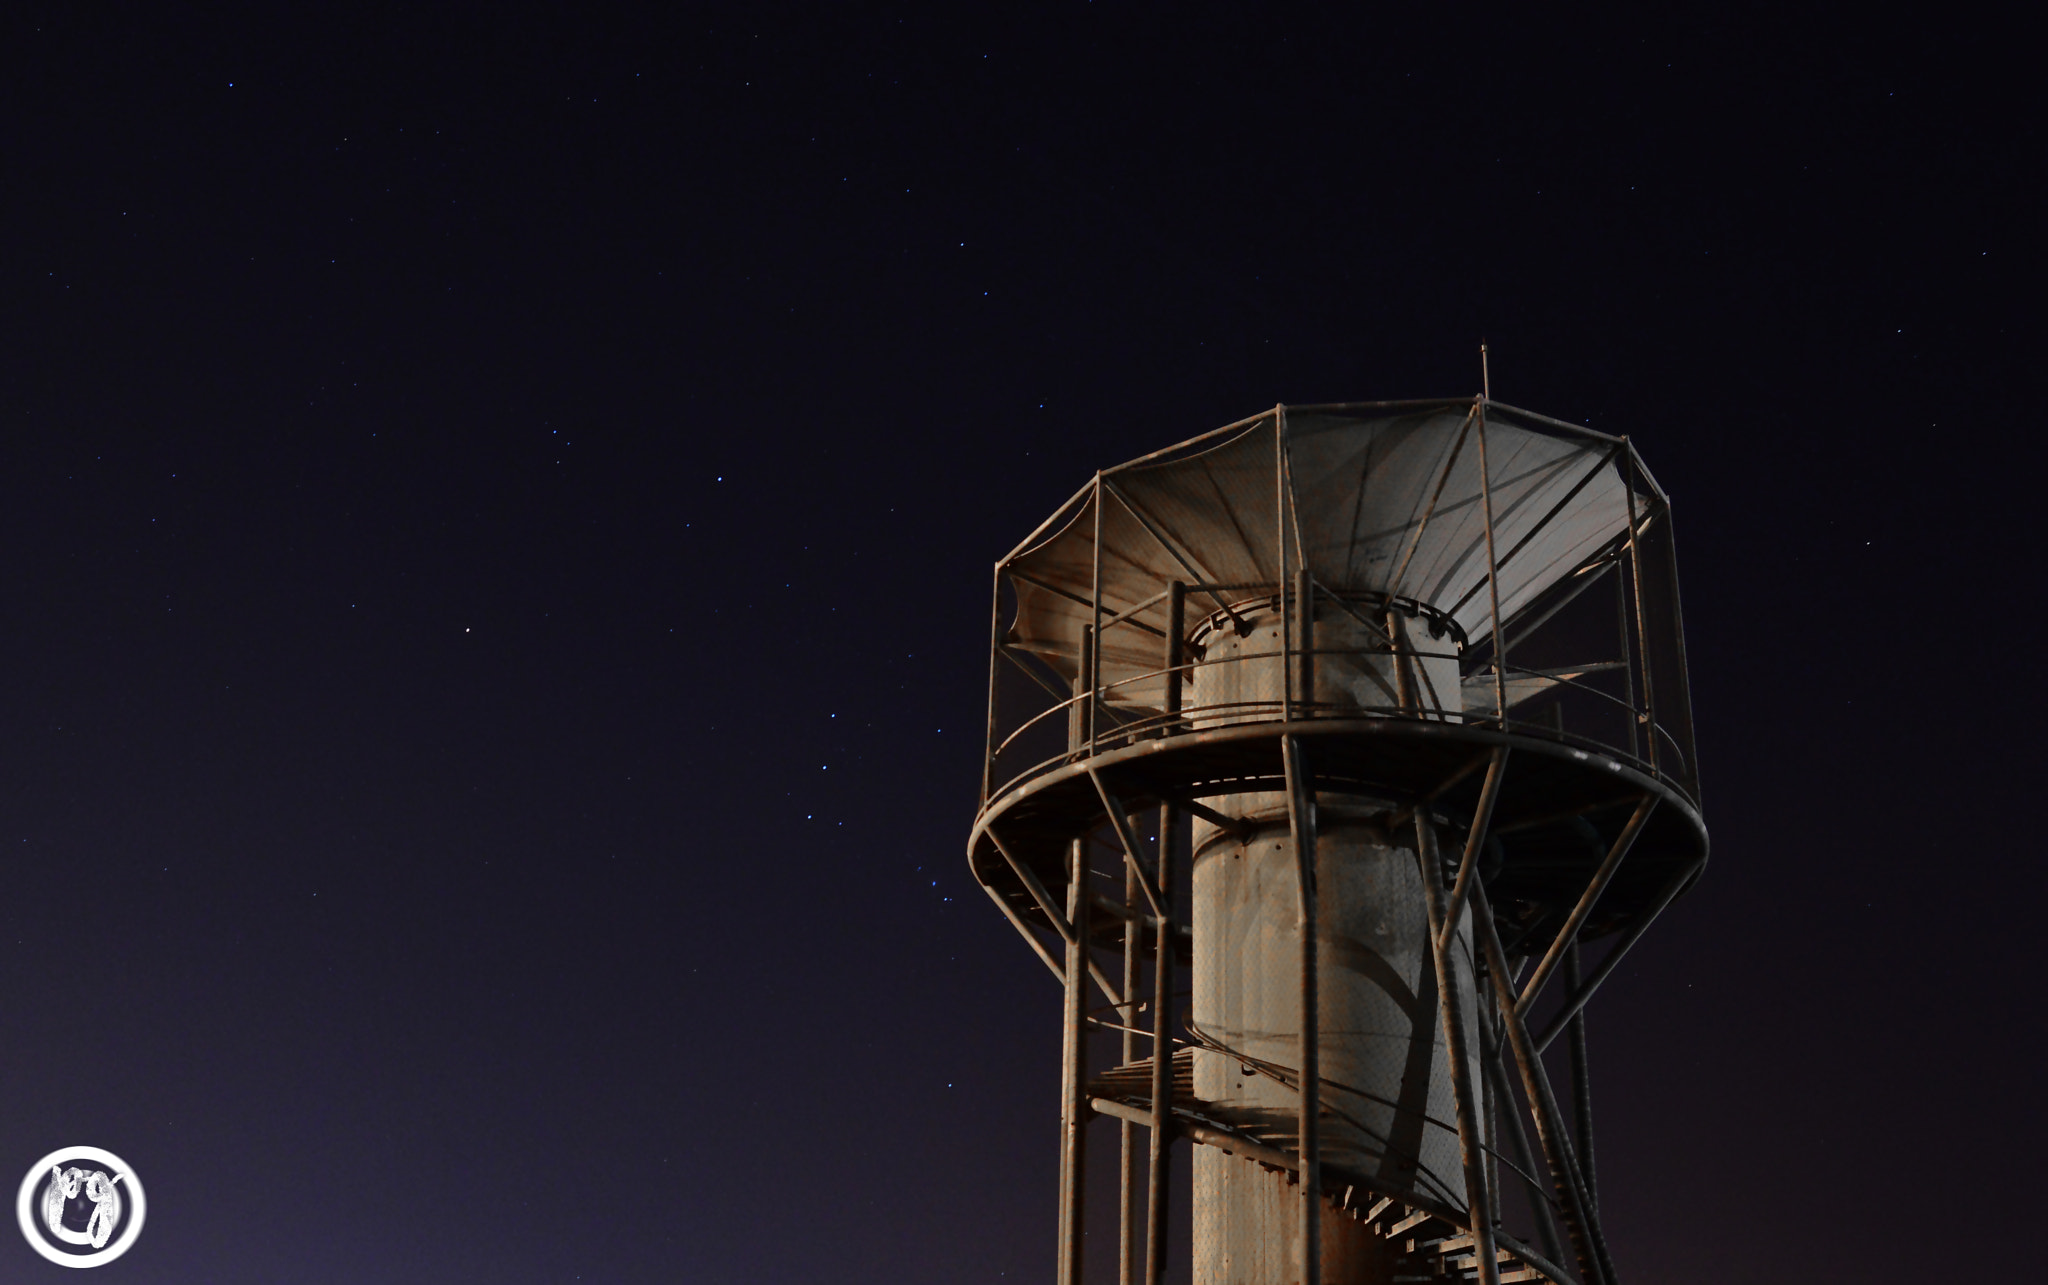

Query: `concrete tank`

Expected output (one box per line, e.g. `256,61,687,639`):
1188,601,1485,1284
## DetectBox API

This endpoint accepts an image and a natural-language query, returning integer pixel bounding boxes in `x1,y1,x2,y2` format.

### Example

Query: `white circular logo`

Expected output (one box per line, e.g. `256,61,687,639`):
16,1148,146,1268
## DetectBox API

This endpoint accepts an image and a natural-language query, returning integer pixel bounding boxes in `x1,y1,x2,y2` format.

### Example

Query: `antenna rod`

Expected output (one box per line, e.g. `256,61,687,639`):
1481,342,1492,401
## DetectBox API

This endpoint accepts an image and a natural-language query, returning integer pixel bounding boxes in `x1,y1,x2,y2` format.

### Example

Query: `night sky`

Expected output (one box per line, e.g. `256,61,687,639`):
2,7,2040,1282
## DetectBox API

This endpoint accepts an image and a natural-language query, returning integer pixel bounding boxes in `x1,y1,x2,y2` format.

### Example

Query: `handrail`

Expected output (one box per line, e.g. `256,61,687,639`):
987,696,1696,812
991,620,1697,814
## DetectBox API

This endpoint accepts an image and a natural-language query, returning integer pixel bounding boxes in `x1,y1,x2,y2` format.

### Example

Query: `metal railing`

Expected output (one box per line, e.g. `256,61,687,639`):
983,577,1697,812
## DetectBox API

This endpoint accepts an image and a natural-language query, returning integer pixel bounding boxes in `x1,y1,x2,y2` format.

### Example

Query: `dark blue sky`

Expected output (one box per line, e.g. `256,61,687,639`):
1,6,2038,1282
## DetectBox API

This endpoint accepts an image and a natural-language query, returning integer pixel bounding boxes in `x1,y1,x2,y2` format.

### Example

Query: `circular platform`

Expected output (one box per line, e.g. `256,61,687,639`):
969,718,1707,950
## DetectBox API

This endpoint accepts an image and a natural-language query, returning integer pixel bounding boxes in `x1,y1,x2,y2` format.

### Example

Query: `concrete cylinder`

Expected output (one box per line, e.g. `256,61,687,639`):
1187,598,1461,727
1186,603,1485,1284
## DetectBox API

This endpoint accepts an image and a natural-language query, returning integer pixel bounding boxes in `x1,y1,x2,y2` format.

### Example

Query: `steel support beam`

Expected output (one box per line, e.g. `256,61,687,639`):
1484,1031,1565,1267
1477,404,1509,729
1474,883,1616,1285
1091,1096,1293,1174
1281,735,1321,1285
1440,746,1510,949
1566,943,1597,1215
1141,784,1253,842
1517,794,1658,1016
1143,586,1184,1285
1413,813,1500,1285
1143,801,1177,1285
1534,856,1705,1054
1058,838,1091,1285
1295,568,1316,716
988,829,1124,1009
1120,845,1141,1285
1386,752,1496,832
1621,443,1658,771
979,880,1065,985
983,561,1004,805
1090,770,1167,923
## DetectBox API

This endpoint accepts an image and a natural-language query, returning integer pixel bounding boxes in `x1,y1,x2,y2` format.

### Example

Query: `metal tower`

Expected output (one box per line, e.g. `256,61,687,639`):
968,399,1705,1285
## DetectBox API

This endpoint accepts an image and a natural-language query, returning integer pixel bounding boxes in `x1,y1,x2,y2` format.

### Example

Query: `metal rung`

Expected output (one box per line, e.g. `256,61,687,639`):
1388,1207,1436,1235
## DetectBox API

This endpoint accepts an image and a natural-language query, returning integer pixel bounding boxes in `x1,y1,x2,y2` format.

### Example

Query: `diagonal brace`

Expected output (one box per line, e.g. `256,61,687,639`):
1516,793,1658,1017
989,828,1124,1008
1474,882,1617,1285
1535,855,1705,1053
1088,769,1168,924
1438,746,1509,949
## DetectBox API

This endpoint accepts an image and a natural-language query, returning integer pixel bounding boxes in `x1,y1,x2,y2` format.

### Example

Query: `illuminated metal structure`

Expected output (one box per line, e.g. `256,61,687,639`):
967,394,1706,1285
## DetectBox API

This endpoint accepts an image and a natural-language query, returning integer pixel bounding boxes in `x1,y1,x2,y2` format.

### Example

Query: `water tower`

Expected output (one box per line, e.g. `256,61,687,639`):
968,397,1705,1285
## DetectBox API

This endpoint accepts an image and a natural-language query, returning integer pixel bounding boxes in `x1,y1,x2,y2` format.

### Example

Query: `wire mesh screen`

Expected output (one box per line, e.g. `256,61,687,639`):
981,400,1701,815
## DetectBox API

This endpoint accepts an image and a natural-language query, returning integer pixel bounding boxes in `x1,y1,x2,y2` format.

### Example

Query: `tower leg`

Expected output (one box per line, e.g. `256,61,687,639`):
1144,803,1175,1285
1059,838,1091,1285
1473,883,1615,1285
1566,943,1597,1215
1414,815,1500,1285
1121,849,1141,1285
1282,737,1321,1285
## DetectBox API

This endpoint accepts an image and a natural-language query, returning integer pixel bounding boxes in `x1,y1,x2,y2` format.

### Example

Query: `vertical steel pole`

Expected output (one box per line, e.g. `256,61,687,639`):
1413,814,1500,1285
1276,408,1292,723
1621,441,1657,772
1090,473,1105,753
1617,547,1638,759
1473,883,1616,1285
1566,943,1598,1214
1060,605,1095,1285
1477,400,1508,729
1282,736,1320,1285
1146,803,1179,1285
1144,582,1184,1285
1386,607,1415,713
1439,747,1509,945
1163,581,1186,730
1477,953,1502,1235
1485,1034,1566,1266
983,563,1004,806
1296,568,1315,717
1072,628,1095,756
1144,799,1176,1285
1058,837,1092,1285
1120,840,1140,1285
1517,794,1657,1014
1658,497,1699,795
